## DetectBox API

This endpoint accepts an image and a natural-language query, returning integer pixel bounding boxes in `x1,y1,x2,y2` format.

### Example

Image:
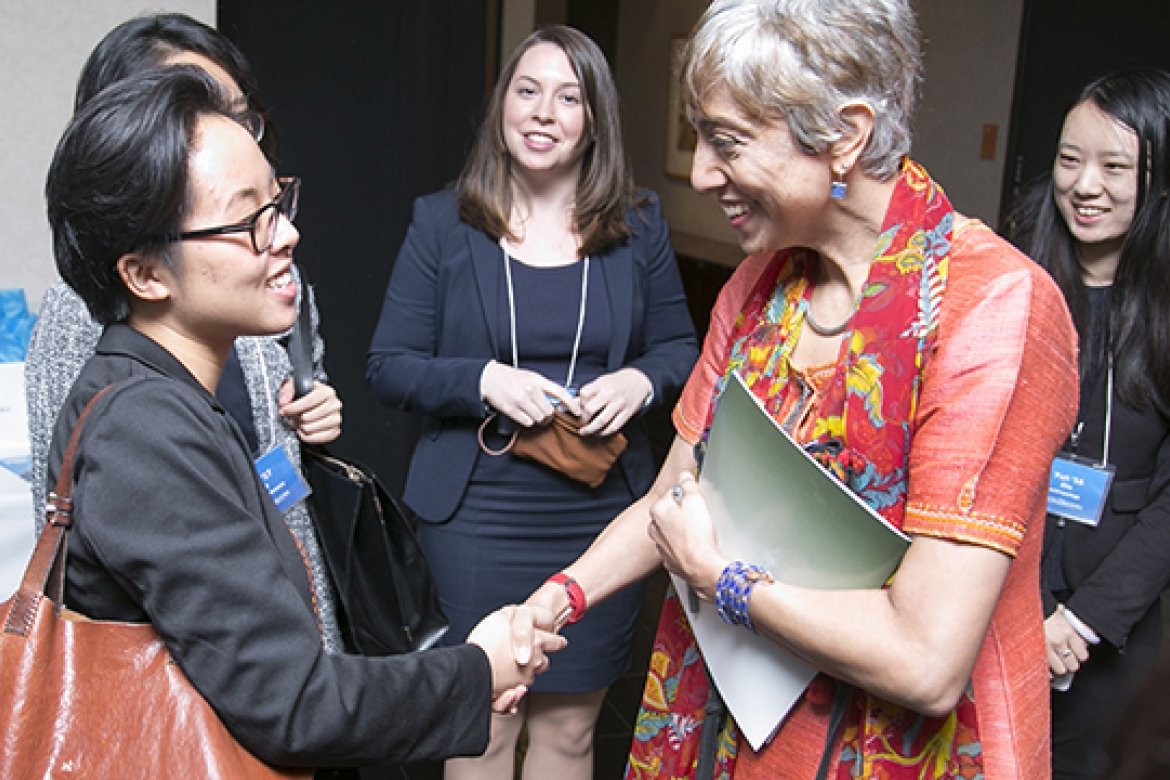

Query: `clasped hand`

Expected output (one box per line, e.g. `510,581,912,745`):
467,604,567,713
278,378,343,444
480,362,651,436
577,367,653,436
481,362,579,427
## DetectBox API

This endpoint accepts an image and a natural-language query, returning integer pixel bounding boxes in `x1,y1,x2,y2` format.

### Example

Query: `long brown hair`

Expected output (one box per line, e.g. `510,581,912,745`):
457,25,642,257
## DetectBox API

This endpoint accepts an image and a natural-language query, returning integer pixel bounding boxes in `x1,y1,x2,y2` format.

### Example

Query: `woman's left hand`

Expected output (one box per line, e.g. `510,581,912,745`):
647,472,726,601
1044,605,1090,677
279,378,343,444
577,368,653,436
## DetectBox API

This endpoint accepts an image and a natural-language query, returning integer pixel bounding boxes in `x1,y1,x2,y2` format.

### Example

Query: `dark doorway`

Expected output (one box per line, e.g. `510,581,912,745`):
999,0,1170,226
217,0,493,496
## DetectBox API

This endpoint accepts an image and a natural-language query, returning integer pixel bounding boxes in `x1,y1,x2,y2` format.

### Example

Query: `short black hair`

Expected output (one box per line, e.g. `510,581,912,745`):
75,13,275,160
46,66,230,324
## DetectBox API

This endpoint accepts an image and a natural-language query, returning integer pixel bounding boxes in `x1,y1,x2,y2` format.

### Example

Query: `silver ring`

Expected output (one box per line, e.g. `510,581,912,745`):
670,484,684,506
1059,649,1072,658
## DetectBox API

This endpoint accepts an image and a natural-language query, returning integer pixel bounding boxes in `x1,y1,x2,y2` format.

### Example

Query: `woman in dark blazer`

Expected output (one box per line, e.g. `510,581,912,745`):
367,25,697,780
368,188,695,524
45,66,559,777
1008,68,1170,780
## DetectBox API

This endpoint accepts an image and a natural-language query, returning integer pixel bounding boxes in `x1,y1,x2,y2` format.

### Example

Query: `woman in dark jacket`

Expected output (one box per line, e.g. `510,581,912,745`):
44,66,560,776
1007,68,1170,780
367,25,697,780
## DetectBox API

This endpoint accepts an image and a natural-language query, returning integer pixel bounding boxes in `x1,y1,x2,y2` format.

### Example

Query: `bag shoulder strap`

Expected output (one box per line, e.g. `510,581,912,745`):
4,383,119,635
287,264,315,399
477,413,519,456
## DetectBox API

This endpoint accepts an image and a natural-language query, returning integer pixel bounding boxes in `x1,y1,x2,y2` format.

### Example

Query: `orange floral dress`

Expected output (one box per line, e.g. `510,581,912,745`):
626,163,1077,779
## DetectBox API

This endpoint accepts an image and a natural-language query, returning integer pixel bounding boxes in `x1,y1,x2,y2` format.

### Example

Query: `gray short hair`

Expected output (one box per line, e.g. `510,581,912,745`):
681,0,921,180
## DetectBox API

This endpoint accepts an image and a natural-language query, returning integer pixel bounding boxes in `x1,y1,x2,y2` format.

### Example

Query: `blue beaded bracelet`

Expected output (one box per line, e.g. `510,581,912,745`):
715,561,774,632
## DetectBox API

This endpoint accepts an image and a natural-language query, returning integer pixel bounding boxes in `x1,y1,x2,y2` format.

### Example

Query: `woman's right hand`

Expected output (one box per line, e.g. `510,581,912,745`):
526,577,574,632
467,604,567,713
480,361,581,426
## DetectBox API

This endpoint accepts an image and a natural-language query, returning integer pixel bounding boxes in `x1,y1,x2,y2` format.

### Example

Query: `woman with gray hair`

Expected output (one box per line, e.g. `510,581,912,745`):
527,0,1078,777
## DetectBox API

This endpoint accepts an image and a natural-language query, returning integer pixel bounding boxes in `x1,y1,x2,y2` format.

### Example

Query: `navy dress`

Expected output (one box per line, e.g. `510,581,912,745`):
417,257,644,693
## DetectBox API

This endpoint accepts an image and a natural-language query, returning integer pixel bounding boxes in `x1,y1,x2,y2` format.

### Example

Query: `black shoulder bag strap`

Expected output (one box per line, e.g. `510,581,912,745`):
286,264,315,399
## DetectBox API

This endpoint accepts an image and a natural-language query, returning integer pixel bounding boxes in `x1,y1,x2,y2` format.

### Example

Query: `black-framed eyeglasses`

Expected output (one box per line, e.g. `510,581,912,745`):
233,108,266,144
174,176,299,254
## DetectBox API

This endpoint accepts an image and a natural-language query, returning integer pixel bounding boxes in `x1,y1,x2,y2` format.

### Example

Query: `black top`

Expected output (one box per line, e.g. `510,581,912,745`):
495,257,610,393
216,344,258,453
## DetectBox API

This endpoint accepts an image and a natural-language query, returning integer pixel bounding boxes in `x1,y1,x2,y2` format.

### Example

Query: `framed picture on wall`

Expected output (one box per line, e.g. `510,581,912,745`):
664,35,697,180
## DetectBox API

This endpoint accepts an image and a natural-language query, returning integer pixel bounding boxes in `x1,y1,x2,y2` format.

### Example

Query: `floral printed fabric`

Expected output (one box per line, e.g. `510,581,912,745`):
626,161,983,779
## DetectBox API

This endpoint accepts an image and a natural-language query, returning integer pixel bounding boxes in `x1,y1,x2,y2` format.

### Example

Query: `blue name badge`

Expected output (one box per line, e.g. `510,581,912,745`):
255,446,311,514
1047,455,1114,527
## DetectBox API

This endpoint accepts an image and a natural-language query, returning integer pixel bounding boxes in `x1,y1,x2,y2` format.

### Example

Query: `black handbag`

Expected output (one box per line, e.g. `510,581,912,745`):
300,446,448,655
287,269,447,655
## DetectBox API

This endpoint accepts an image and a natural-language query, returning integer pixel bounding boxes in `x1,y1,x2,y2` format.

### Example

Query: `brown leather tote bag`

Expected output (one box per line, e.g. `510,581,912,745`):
0,385,312,780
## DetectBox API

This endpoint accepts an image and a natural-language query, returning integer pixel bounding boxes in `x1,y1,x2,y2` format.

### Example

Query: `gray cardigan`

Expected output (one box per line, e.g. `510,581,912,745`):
25,276,343,652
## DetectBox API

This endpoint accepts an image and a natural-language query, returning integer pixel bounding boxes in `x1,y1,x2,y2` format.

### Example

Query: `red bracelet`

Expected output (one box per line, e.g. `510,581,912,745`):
547,572,587,624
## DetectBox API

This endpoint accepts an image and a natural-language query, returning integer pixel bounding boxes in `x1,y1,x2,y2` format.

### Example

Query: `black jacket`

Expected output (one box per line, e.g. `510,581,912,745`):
49,324,492,768
1042,356,1170,649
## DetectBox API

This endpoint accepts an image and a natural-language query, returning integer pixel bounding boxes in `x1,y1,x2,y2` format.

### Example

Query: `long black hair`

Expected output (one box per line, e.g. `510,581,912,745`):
1007,68,1170,415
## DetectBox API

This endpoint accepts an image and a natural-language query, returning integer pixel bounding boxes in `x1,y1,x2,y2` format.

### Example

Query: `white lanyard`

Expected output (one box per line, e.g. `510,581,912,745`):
1102,354,1114,467
501,241,589,390
1072,352,1114,467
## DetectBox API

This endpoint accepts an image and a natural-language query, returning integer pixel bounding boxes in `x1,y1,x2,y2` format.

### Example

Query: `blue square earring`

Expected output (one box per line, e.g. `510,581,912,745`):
830,178,848,200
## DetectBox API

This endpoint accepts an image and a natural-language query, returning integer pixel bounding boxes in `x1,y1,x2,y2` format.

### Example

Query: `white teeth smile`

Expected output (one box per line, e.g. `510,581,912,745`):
526,132,556,144
1075,206,1106,217
723,203,749,219
267,270,292,290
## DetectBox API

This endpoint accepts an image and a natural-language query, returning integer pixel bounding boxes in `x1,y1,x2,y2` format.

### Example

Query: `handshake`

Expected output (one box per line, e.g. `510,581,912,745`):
465,602,568,714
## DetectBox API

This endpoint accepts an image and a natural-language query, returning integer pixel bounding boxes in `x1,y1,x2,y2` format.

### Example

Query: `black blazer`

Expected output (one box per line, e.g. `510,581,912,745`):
50,324,492,767
1042,361,1170,649
367,189,699,522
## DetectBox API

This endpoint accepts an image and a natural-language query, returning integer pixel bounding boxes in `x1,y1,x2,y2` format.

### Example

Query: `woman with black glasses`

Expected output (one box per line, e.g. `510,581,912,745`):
43,65,561,774
24,14,349,654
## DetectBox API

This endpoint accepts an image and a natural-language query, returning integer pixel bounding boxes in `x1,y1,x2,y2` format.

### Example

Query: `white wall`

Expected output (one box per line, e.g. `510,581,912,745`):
913,0,1023,224
615,0,1025,259
0,0,214,313
500,0,537,67
616,0,737,251
2,0,1022,305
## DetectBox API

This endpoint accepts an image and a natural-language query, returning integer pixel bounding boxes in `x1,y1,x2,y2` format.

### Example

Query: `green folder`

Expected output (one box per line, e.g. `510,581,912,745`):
671,371,909,749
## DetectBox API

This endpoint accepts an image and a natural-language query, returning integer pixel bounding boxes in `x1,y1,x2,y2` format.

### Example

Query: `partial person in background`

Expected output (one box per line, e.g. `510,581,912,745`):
367,24,698,780
1006,67,1170,780
526,0,1079,777
45,64,561,775
24,14,347,652
1104,649,1170,779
